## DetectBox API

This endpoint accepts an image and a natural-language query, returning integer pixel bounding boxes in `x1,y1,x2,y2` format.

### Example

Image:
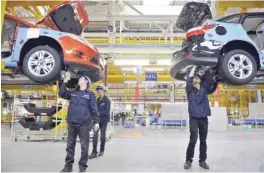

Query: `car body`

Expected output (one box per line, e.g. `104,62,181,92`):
1,1,104,84
170,2,264,85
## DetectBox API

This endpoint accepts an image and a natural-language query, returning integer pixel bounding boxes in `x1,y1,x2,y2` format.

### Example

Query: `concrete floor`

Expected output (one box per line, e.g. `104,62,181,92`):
1,126,264,172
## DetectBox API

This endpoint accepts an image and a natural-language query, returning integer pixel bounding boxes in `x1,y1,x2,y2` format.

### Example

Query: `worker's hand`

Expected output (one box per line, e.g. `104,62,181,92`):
208,67,215,74
189,66,197,77
61,71,71,83
93,123,99,131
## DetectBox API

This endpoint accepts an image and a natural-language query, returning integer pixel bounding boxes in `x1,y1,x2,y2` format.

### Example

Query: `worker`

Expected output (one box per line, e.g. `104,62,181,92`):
59,72,100,173
89,86,111,159
184,66,213,170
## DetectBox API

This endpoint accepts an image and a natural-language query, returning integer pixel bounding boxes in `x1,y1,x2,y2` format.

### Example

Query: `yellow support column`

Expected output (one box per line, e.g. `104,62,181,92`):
1,0,6,32
2,0,7,72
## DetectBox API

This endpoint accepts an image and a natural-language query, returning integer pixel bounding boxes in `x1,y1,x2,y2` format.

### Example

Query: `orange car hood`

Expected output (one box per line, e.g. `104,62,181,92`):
37,0,89,35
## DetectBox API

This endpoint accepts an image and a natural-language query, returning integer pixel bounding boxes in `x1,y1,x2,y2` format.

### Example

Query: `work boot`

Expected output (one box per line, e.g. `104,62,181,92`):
60,167,72,172
89,152,98,159
184,160,192,169
79,168,86,172
98,151,104,157
199,161,210,169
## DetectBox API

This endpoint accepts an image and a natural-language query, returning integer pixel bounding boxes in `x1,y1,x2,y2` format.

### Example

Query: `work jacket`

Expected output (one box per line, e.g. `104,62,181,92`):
59,83,99,124
97,95,111,123
186,71,213,118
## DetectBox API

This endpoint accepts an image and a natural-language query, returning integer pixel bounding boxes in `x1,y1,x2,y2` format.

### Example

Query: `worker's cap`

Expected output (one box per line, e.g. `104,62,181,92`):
96,86,105,91
79,75,91,84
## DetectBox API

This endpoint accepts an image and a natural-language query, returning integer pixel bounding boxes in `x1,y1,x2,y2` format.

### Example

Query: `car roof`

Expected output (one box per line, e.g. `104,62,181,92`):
229,12,264,17
218,12,264,22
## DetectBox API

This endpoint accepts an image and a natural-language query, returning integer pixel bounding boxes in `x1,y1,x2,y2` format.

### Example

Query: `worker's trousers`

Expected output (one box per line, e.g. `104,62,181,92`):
65,121,91,170
186,117,208,162
92,122,108,153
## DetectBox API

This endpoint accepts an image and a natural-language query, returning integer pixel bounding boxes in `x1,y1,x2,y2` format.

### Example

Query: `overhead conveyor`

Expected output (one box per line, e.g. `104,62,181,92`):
1,74,39,85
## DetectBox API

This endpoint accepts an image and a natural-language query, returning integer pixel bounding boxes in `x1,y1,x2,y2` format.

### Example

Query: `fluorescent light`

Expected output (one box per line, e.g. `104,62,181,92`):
144,0,171,6
144,68,164,72
175,81,186,84
114,60,149,66
124,6,183,15
124,81,137,84
157,60,170,65
121,67,135,71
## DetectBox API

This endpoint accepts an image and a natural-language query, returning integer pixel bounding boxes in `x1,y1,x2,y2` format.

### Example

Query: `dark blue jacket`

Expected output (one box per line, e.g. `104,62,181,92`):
59,83,100,124
97,95,111,123
186,71,213,118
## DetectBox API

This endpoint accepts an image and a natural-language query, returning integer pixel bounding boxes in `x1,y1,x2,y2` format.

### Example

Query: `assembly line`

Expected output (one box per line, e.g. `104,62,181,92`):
1,0,264,172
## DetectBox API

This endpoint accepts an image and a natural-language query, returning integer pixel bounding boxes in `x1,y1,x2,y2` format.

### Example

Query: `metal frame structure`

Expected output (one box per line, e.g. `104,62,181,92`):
8,88,68,141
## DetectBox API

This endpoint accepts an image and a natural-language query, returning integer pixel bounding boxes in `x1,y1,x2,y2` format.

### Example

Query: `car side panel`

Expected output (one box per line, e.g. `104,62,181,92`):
12,28,66,63
204,21,264,70
57,36,100,69
260,50,264,70
204,22,259,51
10,28,102,74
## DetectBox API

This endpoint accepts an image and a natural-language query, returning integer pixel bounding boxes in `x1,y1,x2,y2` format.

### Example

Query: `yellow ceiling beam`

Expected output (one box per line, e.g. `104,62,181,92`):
6,7,13,14
23,6,42,19
33,6,44,18
222,84,264,90
1,85,58,93
87,38,184,44
217,0,264,15
6,1,61,7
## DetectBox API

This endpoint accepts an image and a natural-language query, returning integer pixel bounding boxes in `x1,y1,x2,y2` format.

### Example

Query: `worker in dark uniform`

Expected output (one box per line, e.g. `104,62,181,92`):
89,86,111,159
59,72,100,172
184,66,213,170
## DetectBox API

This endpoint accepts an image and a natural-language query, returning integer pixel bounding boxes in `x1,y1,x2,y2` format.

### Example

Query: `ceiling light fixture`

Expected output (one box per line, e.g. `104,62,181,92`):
144,68,164,72
157,60,171,65
114,60,149,66
143,0,171,6
121,67,136,71
124,81,138,84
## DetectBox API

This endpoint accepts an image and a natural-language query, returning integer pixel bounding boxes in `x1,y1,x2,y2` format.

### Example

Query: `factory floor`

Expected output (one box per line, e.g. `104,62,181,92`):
1,126,264,172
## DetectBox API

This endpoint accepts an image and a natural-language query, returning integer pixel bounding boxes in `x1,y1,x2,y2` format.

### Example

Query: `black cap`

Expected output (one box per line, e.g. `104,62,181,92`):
96,86,104,90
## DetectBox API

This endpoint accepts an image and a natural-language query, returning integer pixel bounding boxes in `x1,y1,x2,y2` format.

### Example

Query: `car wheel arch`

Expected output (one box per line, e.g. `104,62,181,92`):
220,40,260,69
19,36,64,67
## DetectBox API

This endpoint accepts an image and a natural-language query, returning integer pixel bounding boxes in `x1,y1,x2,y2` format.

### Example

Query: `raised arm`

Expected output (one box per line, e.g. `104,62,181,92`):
89,92,100,124
186,77,193,94
58,83,72,100
202,70,214,94
186,66,196,94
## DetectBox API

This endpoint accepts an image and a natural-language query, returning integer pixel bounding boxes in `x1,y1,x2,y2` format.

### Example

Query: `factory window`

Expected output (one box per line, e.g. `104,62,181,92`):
242,16,264,32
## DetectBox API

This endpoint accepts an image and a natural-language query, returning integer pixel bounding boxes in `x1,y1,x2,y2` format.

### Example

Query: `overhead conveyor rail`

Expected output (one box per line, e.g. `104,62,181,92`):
1,74,39,85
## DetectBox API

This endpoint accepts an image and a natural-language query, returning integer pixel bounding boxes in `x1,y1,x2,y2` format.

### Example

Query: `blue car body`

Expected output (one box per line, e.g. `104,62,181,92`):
169,2,264,85
2,28,67,68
